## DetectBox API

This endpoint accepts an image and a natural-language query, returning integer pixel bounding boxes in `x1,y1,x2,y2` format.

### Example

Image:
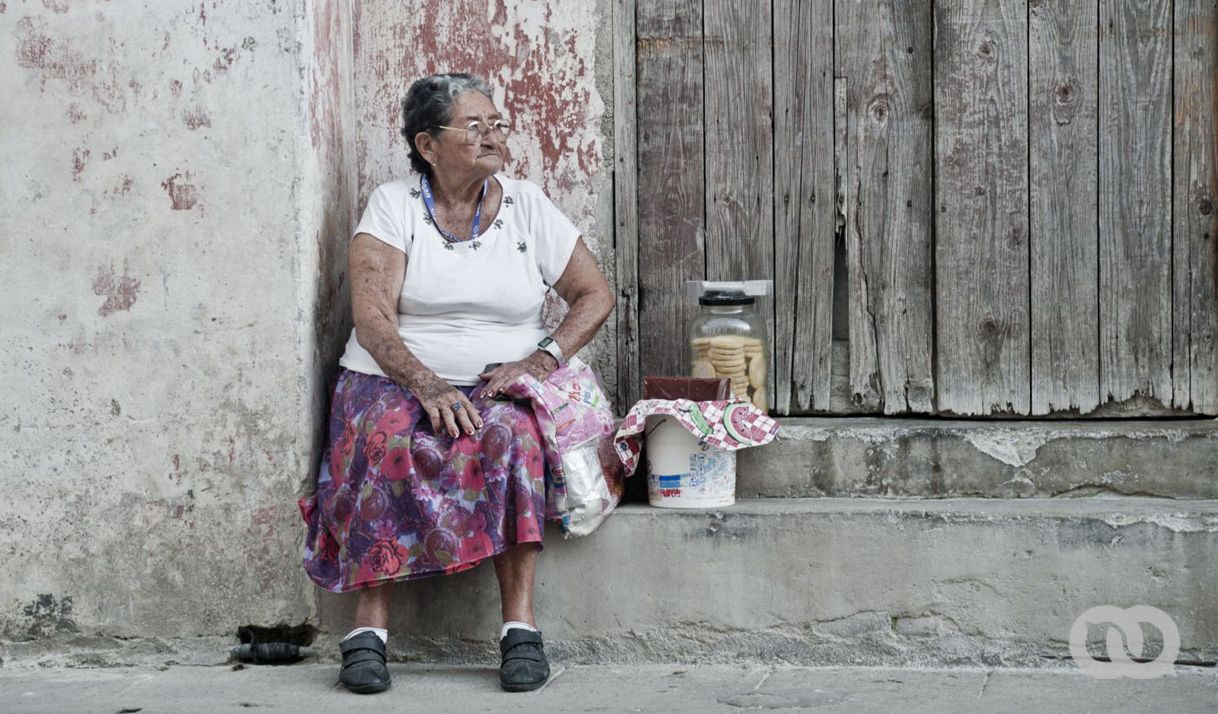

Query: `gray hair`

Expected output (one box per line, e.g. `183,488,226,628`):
400,73,495,175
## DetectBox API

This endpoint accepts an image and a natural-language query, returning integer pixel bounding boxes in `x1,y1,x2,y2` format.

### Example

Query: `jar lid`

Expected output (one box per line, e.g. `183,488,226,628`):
699,290,755,306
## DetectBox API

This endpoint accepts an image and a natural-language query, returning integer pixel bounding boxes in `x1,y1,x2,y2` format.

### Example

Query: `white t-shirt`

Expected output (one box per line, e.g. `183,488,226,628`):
337,173,581,386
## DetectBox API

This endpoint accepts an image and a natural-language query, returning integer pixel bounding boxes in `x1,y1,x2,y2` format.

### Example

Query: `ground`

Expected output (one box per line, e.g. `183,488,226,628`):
1,662,1214,713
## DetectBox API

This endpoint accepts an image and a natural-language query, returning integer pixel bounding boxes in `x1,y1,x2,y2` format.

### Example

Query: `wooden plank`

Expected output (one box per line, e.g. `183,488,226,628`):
837,0,936,414
1172,0,1218,414
612,0,641,412
933,0,1030,416
1098,0,1173,407
1029,0,1101,415
773,0,834,414
703,0,775,407
636,0,705,385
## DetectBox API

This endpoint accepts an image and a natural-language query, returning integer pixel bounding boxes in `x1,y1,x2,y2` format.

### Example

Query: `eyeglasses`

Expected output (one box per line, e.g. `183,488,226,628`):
434,119,512,144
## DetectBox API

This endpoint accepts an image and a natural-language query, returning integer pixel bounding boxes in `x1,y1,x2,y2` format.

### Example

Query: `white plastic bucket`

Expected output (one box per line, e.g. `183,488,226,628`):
645,415,736,508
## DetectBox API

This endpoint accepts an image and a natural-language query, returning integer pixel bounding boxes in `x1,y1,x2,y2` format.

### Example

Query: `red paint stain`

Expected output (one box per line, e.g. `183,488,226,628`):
169,79,183,97
161,172,199,210
41,0,68,13
0,3,7,14
250,504,277,527
92,262,141,316
212,47,238,72
110,174,133,196
379,2,597,195
16,18,98,94
102,147,118,160
127,78,142,95
71,147,90,182
197,0,207,25
182,107,211,130
66,102,86,123
91,78,126,113
173,454,181,471
309,0,343,156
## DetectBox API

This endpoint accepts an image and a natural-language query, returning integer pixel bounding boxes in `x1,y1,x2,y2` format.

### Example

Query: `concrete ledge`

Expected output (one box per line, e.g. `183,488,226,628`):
738,418,1218,499
313,498,1218,667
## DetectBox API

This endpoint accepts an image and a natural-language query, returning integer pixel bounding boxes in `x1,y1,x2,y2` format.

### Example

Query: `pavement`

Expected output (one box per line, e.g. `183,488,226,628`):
0,662,1214,713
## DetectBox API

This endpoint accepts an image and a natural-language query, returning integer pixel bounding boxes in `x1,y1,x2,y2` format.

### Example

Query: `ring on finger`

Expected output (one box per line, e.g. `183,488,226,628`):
451,402,463,411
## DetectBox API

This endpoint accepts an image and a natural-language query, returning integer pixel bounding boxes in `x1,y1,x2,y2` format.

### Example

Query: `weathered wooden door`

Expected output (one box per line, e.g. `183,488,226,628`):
612,0,1217,417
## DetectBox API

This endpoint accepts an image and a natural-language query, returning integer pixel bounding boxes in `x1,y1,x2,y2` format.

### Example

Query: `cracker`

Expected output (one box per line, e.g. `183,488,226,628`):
709,335,747,349
748,357,766,389
692,360,717,378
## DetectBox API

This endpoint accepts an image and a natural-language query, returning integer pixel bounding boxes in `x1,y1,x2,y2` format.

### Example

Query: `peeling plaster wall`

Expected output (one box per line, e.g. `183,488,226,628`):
351,0,619,400
0,0,340,638
0,0,613,641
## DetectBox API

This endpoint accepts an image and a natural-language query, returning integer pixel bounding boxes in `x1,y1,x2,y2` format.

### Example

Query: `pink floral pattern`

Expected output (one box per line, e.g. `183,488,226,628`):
299,369,549,592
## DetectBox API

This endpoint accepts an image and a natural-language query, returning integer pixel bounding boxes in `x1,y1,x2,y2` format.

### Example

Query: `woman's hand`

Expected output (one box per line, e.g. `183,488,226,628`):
410,372,484,438
477,351,559,400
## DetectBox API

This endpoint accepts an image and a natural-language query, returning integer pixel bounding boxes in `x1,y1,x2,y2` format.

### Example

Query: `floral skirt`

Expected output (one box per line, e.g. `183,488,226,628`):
298,368,548,593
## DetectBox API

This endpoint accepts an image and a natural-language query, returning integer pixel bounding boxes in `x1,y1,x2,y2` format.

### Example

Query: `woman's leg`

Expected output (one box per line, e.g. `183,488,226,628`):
340,581,394,694
492,542,541,626
352,580,394,629
493,542,549,691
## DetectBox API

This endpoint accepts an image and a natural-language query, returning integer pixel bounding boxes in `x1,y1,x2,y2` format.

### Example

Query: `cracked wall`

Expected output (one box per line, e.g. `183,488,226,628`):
0,0,614,641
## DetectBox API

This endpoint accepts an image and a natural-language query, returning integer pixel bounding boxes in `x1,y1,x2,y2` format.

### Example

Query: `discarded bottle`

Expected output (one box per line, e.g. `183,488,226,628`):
230,642,311,664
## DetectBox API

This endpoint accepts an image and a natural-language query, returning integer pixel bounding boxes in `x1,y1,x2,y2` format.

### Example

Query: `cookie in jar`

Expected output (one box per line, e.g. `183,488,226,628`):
687,282,771,411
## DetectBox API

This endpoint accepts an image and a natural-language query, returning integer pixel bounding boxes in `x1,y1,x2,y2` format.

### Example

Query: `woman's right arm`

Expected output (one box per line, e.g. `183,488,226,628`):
349,233,481,436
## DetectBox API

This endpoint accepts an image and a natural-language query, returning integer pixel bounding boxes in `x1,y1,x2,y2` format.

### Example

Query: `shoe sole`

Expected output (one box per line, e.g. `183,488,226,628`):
500,676,548,692
343,680,391,695
499,677,548,687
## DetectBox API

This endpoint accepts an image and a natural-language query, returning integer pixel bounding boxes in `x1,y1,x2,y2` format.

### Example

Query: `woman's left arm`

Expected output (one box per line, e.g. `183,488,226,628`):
478,237,615,397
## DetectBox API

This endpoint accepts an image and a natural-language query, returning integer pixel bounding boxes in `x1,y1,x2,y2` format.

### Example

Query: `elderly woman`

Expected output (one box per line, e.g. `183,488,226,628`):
299,73,615,695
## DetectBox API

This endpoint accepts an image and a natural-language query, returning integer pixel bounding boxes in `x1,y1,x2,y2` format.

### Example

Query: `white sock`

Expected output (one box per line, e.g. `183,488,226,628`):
344,626,388,644
500,620,538,639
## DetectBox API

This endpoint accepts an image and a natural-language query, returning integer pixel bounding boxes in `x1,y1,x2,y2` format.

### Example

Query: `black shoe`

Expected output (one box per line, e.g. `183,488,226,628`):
499,628,551,692
339,631,391,694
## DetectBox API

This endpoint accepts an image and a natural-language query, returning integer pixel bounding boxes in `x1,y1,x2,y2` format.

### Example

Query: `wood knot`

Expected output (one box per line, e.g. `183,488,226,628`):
976,41,994,60
1199,198,1213,215
978,317,1010,341
1055,82,1074,105
868,95,889,122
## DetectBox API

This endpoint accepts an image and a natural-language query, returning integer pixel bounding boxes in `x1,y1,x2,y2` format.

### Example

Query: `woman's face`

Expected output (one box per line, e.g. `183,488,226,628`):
418,91,507,179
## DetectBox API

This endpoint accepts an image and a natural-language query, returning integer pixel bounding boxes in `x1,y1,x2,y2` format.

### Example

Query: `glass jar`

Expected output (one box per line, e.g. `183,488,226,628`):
688,290,768,410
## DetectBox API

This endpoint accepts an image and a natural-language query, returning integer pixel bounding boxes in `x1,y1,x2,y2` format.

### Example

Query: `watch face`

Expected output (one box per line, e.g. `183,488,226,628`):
538,337,554,348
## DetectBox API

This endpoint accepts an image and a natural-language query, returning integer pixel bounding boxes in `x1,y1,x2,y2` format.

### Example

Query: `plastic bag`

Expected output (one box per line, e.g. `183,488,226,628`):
500,356,624,537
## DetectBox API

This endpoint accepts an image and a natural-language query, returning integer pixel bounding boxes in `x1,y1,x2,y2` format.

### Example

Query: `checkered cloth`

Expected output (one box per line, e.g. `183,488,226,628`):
613,398,781,477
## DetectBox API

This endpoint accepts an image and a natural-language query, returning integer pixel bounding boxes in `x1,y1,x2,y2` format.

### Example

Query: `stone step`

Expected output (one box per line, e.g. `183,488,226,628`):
737,418,1218,499
317,497,1218,668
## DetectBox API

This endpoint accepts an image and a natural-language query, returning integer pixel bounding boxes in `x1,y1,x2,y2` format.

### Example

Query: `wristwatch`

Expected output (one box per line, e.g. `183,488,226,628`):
536,335,565,367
